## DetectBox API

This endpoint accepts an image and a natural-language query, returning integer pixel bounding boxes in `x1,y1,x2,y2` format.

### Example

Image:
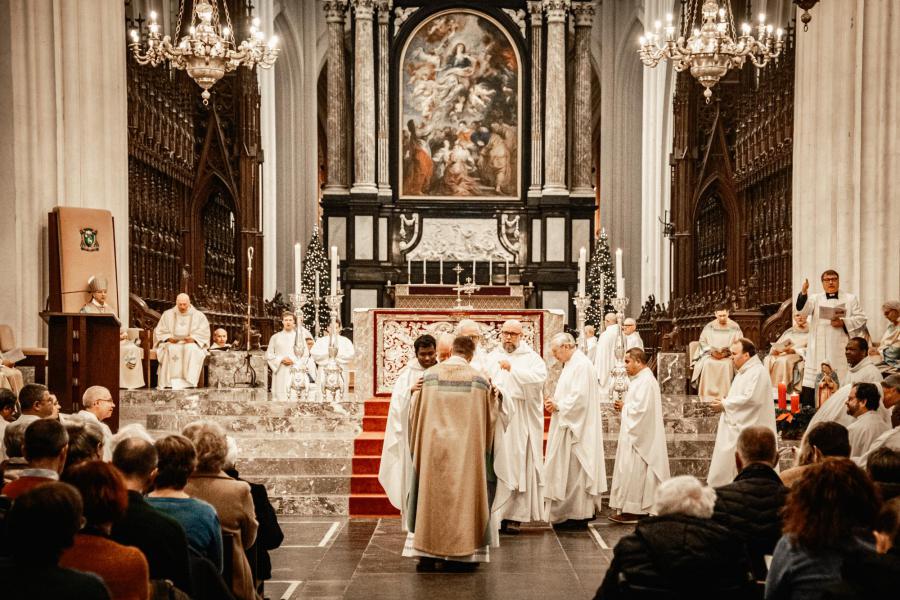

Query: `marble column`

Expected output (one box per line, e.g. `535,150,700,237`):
570,1,594,197
257,0,278,298
376,0,392,198
351,0,378,196
527,1,544,197
792,0,900,341
0,0,129,346
542,0,568,196
323,0,350,195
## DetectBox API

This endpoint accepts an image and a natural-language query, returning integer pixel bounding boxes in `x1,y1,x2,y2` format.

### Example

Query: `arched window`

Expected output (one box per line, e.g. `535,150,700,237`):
201,192,238,295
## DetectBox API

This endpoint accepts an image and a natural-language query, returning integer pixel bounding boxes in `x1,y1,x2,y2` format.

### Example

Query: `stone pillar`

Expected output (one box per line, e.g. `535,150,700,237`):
257,0,278,298
570,1,594,197
0,0,129,346
542,0,568,196
527,1,544,197
323,0,350,195
792,0,900,341
376,0,392,198
351,0,378,196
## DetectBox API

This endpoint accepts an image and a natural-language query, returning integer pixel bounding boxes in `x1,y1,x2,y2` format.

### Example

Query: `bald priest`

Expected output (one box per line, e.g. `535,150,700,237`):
153,294,210,389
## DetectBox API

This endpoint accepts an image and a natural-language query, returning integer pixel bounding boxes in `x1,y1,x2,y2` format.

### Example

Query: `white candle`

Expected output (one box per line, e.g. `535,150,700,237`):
294,243,302,295
315,272,320,299
489,259,493,284
331,246,339,294
615,248,623,297
472,259,476,283
439,257,443,284
505,260,509,284
422,259,426,284
407,258,412,283
577,247,586,296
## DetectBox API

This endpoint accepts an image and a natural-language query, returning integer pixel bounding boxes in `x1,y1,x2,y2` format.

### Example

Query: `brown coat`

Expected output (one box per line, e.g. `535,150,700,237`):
185,472,260,600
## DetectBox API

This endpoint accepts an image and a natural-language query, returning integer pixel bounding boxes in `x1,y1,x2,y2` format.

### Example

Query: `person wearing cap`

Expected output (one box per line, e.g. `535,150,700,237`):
80,275,145,390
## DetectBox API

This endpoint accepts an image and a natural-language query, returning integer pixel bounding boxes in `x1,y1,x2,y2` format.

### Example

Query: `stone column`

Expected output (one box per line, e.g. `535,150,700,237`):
257,0,278,298
570,1,594,197
527,1,544,197
792,0,900,340
323,0,350,195
542,0,568,196
376,0,392,198
351,0,378,196
0,0,129,346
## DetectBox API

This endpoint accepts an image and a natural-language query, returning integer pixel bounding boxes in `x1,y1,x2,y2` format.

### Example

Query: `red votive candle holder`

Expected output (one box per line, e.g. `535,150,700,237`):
778,383,787,410
790,393,800,413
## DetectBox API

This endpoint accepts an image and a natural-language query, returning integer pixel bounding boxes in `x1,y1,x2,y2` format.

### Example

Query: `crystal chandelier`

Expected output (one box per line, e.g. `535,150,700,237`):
129,0,279,105
638,0,783,102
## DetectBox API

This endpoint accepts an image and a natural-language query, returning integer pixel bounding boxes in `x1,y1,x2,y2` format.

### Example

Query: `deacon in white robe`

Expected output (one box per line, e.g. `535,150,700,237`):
623,318,644,351
75,385,115,461
593,313,620,391
796,271,867,389
692,309,743,400
764,313,809,392
154,294,211,389
707,340,776,487
584,325,598,362
79,275,145,390
543,333,606,525
609,348,670,520
488,320,548,529
378,334,437,528
845,382,890,459
856,375,900,467
808,338,888,429
265,313,314,400
310,323,355,396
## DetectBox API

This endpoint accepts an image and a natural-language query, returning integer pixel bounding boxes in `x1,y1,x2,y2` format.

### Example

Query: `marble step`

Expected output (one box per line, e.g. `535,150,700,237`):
242,474,350,496
145,412,362,436
231,457,352,477
129,429,358,459
270,494,348,516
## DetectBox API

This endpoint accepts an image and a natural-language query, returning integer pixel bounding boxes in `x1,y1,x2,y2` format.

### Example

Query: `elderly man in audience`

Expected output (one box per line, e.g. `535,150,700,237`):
711,426,787,580
154,293,211,389
2,419,69,499
764,312,809,392
857,374,900,468
63,421,105,474
75,386,115,460
692,306,743,399
809,337,889,429
871,300,900,375
80,275,145,389
780,421,850,487
1,420,29,484
846,382,890,460
595,476,754,599
182,421,260,600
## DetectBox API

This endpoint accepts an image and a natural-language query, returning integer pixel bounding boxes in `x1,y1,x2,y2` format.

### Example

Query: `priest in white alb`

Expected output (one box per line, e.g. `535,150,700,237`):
808,337,889,429
623,318,644,351
487,320,548,534
265,312,314,400
456,319,496,376
543,333,606,528
584,325,598,362
154,293,210,389
379,334,437,528
764,312,809,392
593,313,619,391
692,307,743,399
609,348,670,523
707,338,776,487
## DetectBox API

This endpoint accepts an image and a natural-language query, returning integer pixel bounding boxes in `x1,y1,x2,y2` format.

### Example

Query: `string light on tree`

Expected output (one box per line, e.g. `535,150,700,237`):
299,228,331,335
585,229,617,326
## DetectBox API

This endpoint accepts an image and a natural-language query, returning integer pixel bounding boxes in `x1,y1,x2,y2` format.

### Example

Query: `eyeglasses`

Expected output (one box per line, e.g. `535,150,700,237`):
822,277,839,282
500,331,521,337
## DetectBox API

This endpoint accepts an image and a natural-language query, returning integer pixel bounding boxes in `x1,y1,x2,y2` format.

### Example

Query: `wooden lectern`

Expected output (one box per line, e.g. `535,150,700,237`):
41,312,120,431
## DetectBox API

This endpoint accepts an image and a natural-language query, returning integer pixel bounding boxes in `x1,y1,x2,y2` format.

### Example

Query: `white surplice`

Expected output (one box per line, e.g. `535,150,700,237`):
692,320,743,398
847,410,890,459
707,355,776,487
797,291,867,387
625,332,644,351
488,342,548,523
543,349,606,523
378,360,425,526
593,324,620,390
586,336,598,362
808,356,888,429
609,367,670,514
265,327,313,400
310,335,355,395
154,306,210,388
857,426,900,468
80,300,145,390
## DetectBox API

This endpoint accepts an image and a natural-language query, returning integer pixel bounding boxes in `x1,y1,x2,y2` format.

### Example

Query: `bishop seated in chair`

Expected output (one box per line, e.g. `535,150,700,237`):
153,293,210,389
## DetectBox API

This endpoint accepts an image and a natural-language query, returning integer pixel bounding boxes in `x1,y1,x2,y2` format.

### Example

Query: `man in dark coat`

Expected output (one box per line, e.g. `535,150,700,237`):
712,425,788,580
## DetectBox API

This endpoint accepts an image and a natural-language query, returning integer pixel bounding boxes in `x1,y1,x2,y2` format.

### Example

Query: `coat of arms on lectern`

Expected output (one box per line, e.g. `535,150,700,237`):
80,227,99,251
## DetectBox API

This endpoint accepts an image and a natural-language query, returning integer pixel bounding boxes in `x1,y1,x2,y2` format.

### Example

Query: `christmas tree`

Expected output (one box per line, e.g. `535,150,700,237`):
586,228,617,325
299,227,332,335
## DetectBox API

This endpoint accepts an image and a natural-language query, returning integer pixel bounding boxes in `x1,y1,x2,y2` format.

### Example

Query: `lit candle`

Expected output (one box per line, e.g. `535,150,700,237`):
505,260,509,284
407,258,412,283
577,247,587,296
294,242,302,295
330,246,339,294
790,393,800,414
777,383,787,411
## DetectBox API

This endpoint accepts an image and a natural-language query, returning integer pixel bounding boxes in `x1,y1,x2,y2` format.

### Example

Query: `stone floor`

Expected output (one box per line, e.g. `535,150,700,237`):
262,511,632,600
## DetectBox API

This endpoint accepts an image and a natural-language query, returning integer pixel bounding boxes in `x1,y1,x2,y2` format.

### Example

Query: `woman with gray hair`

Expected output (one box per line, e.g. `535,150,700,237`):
182,421,259,600
872,300,900,375
594,476,754,599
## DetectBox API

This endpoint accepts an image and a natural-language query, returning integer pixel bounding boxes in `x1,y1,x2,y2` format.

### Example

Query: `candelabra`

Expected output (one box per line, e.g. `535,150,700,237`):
320,292,345,403
608,297,630,404
288,291,311,402
573,293,592,354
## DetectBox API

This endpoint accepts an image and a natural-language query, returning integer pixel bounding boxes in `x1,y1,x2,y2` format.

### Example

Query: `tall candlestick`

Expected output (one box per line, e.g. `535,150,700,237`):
294,243,302,295
577,247,587,296
615,248,624,297
330,246,339,294
505,260,509,284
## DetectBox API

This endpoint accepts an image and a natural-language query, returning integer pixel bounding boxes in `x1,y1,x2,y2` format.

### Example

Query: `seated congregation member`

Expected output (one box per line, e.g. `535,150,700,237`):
154,293,210,389
595,476,754,599
265,312,313,400
766,459,881,600
182,421,259,600
1,483,111,599
846,383,890,459
111,437,193,595
211,328,231,350
0,383,53,459
2,418,68,499
712,426,787,580
147,434,223,572
691,306,743,399
866,447,900,501
76,385,115,460
765,312,810,392
79,275,144,390
871,300,900,375
60,461,151,600
810,337,888,429
63,420,105,474
0,388,15,453
857,374,900,468
1,421,28,485
780,422,851,488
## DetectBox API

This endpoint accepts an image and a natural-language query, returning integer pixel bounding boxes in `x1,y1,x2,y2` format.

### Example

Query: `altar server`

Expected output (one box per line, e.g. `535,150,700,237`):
707,338,776,487
379,334,436,527
808,337,888,429
623,318,644,351
609,348,670,523
310,321,355,395
488,320,548,533
692,307,743,399
154,293,210,389
593,313,619,391
543,333,605,527
845,383,890,459
764,313,809,391
265,313,313,400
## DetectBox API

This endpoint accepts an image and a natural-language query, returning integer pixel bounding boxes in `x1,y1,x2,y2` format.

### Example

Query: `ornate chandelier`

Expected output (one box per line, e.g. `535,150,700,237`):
129,0,279,105
638,0,783,102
